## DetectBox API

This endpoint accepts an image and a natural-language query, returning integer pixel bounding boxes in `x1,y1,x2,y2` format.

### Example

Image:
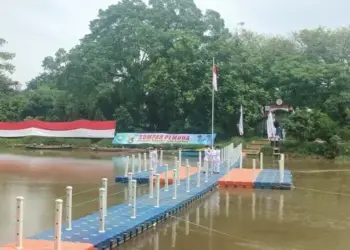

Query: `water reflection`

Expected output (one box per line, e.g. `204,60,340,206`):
115,190,286,250
225,191,229,217
153,232,159,250
185,213,189,235
204,199,208,219
238,195,242,215
252,192,256,220
279,194,284,223
196,206,200,225
171,220,176,248
0,178,56,243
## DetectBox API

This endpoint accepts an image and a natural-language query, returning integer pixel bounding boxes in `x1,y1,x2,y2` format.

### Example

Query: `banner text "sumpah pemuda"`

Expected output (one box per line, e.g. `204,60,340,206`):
138,134,190,141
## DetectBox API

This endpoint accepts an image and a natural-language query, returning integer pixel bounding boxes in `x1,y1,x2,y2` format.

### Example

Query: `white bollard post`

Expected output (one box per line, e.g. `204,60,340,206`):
172,169,177,199
65,186,72,230
155,174,160,207
54,199,63,250
98,188,105,233
131,180,137,219
281,153,285,181
279,158,285,183
260,152,263,170
128,173,133,206
164,164,169,191
155,150,158,168
186,163,190,193
16,196,24,249
222,151,226,171
174,156,177,170
138,153,142,173
124,156,130,177
160,150,163,166
132,154,136,173
149,154,152,172
226,156,229,174
149,168,154,198
252,159,256,170
176,160,180,186
226,148,229,168
240,146,243,169
178,149,182,172
101,178,108,217
197,162,201,187
226,146,229,161
199,151,202,167
205,161,208,183
222,148,225,163
143,152,147,171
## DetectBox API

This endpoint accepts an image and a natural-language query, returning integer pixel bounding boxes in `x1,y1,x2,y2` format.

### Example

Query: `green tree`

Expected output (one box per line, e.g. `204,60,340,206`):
284,109,337,142
0,38,18,95
3,2,350,150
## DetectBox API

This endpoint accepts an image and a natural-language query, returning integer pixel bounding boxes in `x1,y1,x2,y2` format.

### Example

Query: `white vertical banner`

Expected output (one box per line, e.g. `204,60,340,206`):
238,105,244,136
211,58,217,148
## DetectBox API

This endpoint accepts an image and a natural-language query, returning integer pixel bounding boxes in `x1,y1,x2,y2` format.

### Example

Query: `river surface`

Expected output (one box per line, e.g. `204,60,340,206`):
1,150,350,250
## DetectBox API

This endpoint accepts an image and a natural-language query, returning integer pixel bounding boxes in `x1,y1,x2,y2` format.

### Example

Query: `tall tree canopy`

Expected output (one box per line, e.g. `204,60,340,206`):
2,0,350,138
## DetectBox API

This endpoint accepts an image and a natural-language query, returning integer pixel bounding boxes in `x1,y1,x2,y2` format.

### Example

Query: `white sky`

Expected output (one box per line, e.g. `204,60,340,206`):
0,0,349,85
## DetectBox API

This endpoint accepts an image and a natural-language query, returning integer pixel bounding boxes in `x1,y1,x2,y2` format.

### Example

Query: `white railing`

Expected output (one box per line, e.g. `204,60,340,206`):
10,143,280,249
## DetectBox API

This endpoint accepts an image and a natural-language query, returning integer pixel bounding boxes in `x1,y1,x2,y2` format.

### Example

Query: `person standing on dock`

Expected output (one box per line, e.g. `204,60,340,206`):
203,145,210,173
213,146,221,174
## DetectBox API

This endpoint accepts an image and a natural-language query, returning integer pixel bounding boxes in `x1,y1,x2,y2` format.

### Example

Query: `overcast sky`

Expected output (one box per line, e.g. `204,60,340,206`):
1,0,349,85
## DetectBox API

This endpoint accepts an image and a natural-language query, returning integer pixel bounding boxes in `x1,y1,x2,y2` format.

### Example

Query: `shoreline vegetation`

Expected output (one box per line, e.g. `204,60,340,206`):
0,136,349,161
0,136,226,152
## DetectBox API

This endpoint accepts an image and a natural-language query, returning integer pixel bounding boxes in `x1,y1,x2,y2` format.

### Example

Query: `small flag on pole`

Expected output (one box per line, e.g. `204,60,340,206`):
212,65,218,91
238,105,244,135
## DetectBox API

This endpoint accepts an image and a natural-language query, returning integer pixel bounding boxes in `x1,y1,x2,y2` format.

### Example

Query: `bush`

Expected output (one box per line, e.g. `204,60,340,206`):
284,109,338,142
340,126,350,140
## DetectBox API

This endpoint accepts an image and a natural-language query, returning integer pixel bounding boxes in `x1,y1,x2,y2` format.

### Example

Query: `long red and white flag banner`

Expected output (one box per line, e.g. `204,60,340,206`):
212,64,218,91
0,120,116,138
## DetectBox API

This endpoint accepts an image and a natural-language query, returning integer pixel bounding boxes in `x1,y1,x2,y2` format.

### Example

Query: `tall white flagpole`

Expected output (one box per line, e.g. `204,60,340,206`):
211,57,215,149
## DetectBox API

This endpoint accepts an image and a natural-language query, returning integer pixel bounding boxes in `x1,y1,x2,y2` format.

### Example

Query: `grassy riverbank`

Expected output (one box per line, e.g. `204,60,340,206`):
2,136,347,160
0,136,252,150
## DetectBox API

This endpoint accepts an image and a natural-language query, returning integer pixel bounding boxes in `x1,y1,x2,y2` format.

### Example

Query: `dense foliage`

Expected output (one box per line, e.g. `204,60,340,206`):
284,109,338,142
2,0,350,145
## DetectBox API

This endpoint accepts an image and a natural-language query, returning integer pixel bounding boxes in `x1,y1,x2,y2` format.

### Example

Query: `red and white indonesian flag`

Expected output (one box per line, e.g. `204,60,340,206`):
0,120,116,138
212,65,218,91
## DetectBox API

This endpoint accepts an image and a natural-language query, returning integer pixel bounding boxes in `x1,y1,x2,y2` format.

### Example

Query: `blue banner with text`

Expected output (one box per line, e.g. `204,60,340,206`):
112,133,216,145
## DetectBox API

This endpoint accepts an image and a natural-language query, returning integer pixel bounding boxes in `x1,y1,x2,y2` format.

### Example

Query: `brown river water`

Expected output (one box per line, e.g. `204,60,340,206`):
1,149,350,250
